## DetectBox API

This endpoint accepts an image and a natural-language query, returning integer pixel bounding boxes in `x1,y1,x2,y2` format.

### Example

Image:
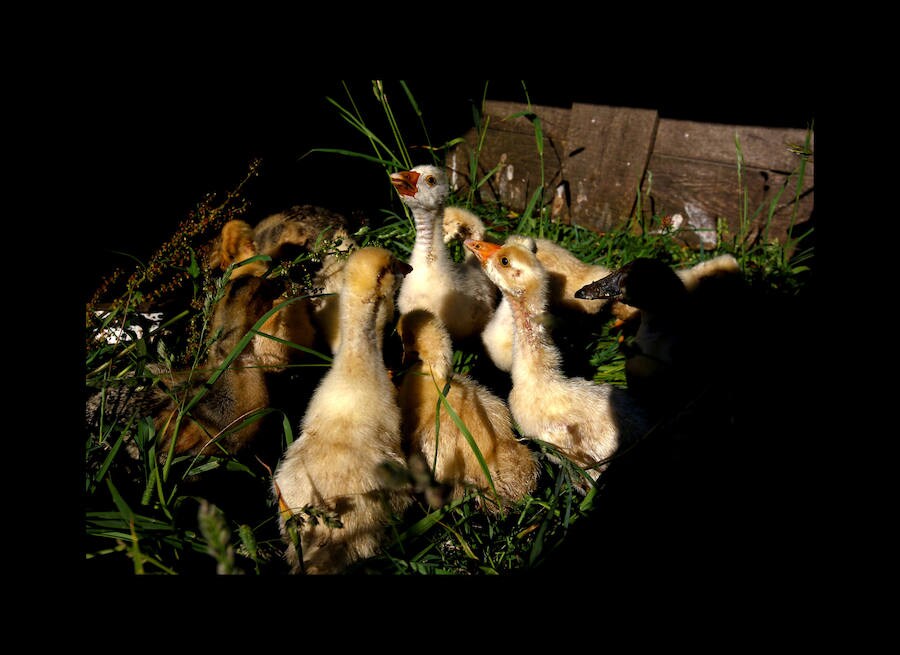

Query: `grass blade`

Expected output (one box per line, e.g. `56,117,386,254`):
431,372,504,516
300,147,400,169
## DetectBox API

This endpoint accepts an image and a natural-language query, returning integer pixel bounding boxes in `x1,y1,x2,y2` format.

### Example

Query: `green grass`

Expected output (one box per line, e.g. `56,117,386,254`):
83,80,814,575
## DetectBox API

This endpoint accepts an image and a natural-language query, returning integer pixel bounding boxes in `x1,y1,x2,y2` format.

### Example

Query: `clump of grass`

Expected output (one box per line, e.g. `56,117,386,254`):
83,80,813,575
84,162,305,574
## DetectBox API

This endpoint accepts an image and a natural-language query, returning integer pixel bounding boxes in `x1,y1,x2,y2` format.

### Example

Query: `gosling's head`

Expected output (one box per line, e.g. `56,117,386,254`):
342,247,413,304
464,239,547,303
390,164,449,213
575,257,687,312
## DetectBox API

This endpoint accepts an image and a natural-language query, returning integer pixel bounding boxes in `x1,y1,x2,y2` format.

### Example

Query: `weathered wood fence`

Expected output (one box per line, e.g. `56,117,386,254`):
446,101,814,251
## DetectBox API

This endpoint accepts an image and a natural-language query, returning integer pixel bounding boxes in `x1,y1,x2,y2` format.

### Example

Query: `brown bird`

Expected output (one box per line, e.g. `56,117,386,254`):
210,206,359,354
252,206,357,354
154,274,301,459
465,238,650,482
211,206,356,275
212,219,269,279
272,247,414,574
396,308,539,508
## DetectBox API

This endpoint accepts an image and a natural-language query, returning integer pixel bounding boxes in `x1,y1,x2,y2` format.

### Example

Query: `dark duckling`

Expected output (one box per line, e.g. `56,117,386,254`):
576,258,695,411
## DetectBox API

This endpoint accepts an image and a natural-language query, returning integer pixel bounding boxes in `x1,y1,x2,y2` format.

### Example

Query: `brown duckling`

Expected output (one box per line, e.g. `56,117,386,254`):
155,274,301,459
210,206,358,354
253,206,357,354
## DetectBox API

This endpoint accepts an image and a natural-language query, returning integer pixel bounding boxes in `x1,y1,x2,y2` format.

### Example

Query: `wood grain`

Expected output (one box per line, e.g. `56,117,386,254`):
448,102,814,249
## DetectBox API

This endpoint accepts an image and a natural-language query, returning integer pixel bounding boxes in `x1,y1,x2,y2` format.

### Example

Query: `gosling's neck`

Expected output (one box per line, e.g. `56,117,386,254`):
506,290,563,381
334,293,387,369
408,205,446,269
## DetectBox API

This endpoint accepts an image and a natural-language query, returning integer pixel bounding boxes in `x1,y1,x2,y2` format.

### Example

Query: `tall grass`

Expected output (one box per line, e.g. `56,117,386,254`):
732,123,815,294
83,80,814,575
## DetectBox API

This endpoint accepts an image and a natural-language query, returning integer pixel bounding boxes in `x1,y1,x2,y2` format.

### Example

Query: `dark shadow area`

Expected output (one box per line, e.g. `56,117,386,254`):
531,260,822,586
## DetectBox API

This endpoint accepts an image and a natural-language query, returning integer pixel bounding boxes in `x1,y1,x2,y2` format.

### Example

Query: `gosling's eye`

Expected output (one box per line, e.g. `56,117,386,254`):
425,175,436,186
500,257,509,266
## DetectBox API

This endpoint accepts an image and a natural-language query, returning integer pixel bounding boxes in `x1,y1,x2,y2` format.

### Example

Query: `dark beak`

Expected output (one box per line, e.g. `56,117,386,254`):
390,170,420,197
392,260,414,277
401,347,420,368
575,268,627,300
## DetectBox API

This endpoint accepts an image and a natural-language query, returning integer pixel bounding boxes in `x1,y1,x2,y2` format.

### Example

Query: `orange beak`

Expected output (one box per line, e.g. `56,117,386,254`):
390,170,420,197
463,239,501,266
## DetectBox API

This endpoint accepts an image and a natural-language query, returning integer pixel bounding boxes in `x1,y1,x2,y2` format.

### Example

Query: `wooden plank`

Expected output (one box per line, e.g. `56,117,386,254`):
448,101,571,216
448,102,814,249
477,100,573,140
640,156,741,249
450,136,554,210
654,119,814,171
563,104,658,232
640,153,814,251
644,120,814,250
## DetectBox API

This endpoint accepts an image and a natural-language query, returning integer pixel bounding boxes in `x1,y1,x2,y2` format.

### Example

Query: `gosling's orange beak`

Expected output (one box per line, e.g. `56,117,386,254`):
390,170,420,197
463,239,501,266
